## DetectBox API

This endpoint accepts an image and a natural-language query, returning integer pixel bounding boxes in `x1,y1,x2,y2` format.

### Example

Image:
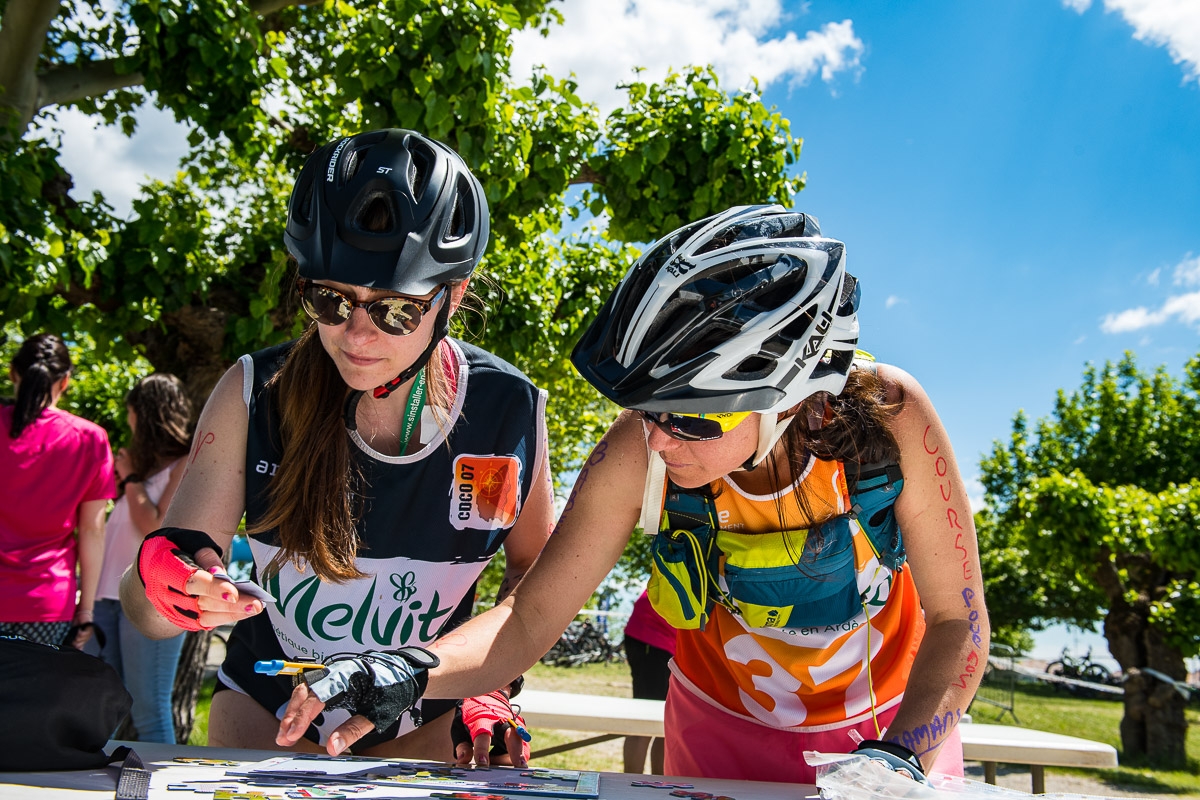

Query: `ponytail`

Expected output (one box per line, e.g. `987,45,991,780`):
9,334,71,439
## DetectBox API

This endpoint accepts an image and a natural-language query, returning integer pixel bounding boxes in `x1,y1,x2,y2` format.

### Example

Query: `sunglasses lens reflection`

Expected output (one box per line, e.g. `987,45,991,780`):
639,411,725,441
369,298,422,335
301,284,351,325
299,282,429,336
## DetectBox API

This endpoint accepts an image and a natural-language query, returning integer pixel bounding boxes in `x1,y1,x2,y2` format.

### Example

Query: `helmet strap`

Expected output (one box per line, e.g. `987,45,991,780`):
342,298,453,431
741,412,796,471
639,449,668,537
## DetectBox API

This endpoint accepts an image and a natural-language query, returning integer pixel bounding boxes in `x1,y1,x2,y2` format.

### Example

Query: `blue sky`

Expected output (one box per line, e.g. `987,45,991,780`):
509,0,1200,507
57,0,1200,511
773,1,1200,503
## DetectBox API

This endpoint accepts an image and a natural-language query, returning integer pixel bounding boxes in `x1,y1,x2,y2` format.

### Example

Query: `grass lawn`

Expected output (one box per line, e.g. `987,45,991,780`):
968,681,1200,795
187,662,1200,792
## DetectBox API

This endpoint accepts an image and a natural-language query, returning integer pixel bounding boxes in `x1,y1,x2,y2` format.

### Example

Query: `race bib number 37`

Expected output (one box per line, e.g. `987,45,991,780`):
449,455,521,530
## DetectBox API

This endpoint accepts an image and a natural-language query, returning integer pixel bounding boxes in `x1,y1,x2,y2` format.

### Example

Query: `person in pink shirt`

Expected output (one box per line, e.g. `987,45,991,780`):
622,589,677,774
0,333,115,649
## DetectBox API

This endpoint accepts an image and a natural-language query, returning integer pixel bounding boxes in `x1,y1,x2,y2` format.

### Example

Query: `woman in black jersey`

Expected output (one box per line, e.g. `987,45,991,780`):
121,129,553,763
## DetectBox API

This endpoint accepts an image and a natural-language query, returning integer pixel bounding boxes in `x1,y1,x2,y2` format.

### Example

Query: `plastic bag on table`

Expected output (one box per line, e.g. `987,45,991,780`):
805,752,1123,800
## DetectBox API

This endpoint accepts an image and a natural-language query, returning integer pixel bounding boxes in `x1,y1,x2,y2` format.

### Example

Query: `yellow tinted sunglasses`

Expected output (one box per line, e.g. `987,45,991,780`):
636,410,752,441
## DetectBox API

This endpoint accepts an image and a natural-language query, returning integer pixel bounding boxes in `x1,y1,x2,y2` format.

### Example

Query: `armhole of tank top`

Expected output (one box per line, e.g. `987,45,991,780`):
238,354,253,416
533,387,548,483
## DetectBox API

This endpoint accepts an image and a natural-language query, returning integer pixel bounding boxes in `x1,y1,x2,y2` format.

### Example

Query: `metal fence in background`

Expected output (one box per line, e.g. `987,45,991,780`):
972,643,1019,722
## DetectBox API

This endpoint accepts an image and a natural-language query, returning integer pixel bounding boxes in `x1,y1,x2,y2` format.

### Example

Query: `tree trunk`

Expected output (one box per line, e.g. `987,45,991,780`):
1105,607,1189,767
171,630,213,744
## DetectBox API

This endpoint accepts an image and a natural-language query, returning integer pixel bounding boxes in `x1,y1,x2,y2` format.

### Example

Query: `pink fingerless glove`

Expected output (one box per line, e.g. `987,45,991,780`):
461,692,532,762
136,528,224,631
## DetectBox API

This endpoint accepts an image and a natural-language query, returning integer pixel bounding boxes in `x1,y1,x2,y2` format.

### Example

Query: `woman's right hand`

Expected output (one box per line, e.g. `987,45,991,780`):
136,527,263,631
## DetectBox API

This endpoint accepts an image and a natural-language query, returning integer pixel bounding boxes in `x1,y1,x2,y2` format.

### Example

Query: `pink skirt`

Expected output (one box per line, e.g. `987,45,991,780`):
663,676,964,784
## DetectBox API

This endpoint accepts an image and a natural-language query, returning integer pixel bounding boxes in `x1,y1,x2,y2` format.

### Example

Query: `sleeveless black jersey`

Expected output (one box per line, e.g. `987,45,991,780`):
217,338,546,743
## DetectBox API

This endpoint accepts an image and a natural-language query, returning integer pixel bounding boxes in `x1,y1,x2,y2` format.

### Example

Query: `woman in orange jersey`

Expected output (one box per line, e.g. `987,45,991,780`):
275,205,989,784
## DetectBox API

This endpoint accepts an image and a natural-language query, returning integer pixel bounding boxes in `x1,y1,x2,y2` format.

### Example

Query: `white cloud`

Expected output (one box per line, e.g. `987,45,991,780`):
510,0,864,112
1146,266,1161,285
885,295,906,308
1102,252,1200,332
50,105,189,219
1063,0,1200,84
1073,334,1087,344
1174,253,1200,285
1101,305,1166,332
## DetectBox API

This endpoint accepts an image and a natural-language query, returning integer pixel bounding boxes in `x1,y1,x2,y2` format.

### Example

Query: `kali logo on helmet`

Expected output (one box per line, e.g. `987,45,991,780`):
797,310,834,368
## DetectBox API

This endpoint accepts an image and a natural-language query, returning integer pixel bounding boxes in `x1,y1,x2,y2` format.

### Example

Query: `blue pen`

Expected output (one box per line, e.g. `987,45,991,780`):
507,718,532,742
254,659,325,676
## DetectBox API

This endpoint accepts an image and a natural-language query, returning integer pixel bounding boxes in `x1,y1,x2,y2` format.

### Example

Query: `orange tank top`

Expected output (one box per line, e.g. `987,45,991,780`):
670,455,925,731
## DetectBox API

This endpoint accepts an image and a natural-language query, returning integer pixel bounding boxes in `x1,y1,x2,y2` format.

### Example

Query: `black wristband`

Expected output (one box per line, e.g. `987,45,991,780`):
135,527,225,586
118,474,143,493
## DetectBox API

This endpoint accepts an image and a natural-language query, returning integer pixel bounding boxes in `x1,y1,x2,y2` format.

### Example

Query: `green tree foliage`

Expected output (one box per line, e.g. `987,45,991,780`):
980,352,1200,767
0,0,803,482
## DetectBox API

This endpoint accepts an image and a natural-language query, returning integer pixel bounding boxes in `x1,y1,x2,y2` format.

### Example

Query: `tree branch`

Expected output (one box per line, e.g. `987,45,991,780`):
0,0,64,133
39,60,145,110
247,0,315,15
568,163,603,186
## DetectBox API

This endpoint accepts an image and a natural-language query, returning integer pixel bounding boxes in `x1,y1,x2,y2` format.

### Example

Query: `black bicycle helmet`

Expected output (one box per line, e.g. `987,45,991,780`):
572,204,860,413
284,128,489,295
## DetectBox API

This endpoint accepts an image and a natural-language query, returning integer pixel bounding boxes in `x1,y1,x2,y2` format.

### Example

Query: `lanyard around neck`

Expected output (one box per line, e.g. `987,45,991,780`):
397,368,426,454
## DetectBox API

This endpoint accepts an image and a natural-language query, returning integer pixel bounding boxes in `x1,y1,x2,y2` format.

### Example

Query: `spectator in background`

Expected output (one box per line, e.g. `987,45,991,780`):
0,333,114,649
88,373,193,743
622,589,676,774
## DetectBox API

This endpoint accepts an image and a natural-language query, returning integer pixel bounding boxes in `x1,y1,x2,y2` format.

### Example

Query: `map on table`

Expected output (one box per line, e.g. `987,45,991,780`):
227,755,601,798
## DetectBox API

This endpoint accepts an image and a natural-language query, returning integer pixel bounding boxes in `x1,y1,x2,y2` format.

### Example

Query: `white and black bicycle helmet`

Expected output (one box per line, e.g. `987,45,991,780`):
572,204,860,415
284,129,489,400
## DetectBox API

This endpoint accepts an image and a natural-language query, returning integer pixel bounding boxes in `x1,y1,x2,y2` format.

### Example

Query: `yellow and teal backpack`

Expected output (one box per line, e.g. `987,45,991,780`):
646,459,904,631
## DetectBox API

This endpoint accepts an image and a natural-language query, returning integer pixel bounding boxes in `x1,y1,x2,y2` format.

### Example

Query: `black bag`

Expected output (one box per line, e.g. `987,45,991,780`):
0,634,132,770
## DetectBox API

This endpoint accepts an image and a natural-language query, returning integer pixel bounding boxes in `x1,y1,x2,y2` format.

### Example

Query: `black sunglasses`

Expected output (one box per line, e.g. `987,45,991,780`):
297,279,446,336
636,410,749,442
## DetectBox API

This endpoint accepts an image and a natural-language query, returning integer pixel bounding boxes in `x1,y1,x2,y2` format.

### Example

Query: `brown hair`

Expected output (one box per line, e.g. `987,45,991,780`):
126,373,194,477
8,334,72,439
763,366,904,531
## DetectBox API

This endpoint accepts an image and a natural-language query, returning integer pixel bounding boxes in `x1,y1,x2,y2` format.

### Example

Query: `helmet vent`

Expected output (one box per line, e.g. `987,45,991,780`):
777,305,818,343
724,355,777,381
645,294,700,349
342,148,363,182
408,143,432,199
694,225,740,255
670,319,738,367
447,189,466,241
811,348,855,380
356,195,395,232
738,256,808,312
293,180,315,227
